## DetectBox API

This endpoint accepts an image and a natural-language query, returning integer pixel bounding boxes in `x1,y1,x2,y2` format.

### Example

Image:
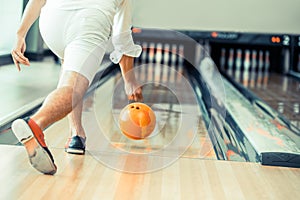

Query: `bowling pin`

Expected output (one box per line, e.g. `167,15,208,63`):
263,51,270,88
148,42,155,63
163,44,170,83
250,50,257,88
235,49,242,82
278,102,284,114
170,44,177,83
141,42,148,64
227,48,234,76
282,76,288,92
148,42,156,82
292,103,299,128
177,44,184,81
243,50,251,87
171,44,177,66
220,48,226,71
163,44,170,65
283,49,290,74
155,43,163,64
161,44,165,65
297,53,300,72
257,50,264,88
178,44,184,66
154,43,163,84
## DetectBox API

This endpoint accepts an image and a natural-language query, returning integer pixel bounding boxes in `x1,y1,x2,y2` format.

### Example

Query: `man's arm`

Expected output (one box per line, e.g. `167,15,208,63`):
119,55,135,82
111,0,143,102
11,0,46,70
119,55,143,102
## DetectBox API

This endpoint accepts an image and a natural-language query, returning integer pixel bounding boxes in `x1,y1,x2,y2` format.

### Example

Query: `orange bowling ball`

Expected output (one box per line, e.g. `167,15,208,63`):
119,103,156,140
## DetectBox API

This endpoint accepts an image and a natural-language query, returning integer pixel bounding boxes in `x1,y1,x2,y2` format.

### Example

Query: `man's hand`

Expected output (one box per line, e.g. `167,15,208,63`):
11,0,46,71
11,36,30,71
125,81,143,102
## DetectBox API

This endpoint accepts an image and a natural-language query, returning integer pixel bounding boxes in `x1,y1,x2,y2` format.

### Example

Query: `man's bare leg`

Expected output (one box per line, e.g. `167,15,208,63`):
11,70,89,174
31,71,89,130
23,71,88,155
64,99,87,154
67,101,86,138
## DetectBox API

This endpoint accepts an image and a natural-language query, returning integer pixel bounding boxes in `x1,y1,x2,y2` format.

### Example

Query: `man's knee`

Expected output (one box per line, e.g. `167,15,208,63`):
56,71,89,105
57,71,89,92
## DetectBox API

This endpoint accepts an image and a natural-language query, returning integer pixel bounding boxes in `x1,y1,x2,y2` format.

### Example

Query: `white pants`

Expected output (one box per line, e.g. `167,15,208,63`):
39,6,112,83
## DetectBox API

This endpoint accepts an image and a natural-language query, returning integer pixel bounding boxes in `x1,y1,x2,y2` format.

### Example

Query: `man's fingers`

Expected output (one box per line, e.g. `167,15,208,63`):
11,50,30,69
12,56,21,71
16,51,29,65
129,89,144,102
134,92,144,102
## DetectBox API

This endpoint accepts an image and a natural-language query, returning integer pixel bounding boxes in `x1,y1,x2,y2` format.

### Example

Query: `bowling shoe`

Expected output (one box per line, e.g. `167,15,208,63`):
65,135,86,155
11,118,57,175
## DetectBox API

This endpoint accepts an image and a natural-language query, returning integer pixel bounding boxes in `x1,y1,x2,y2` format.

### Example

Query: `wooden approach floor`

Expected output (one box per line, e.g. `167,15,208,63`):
1,144,300,200
1,60,300,199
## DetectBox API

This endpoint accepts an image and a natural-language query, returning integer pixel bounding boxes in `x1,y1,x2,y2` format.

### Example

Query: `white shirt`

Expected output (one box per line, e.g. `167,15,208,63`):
45,0,141,64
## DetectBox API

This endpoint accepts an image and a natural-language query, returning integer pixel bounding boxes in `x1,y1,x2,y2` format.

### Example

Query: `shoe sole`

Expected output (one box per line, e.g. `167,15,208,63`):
12,119,57,175
65,148,85,155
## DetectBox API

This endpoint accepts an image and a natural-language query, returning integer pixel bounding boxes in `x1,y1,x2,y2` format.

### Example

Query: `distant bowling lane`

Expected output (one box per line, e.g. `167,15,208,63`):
217,47,300,130
253,73,300,128
241,72,300,129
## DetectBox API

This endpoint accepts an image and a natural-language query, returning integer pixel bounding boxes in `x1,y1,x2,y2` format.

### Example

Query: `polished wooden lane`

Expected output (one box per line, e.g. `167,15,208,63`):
1,144,300,200
2,59,299,199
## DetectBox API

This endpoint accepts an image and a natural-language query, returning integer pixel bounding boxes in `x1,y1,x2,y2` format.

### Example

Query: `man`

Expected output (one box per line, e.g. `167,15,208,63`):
11,0,142,175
